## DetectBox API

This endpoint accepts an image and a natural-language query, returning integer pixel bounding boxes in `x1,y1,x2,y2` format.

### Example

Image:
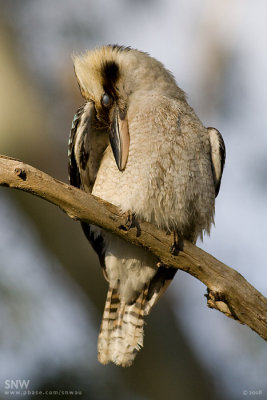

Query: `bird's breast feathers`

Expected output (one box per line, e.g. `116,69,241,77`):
92,95,215,234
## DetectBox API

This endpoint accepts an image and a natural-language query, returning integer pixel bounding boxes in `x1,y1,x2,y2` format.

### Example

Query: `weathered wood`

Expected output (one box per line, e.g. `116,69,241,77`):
0,154,266,340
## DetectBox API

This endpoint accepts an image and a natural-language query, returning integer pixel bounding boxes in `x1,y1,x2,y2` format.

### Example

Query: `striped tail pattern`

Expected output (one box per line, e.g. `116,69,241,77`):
98,286,148,367
98,266,177,367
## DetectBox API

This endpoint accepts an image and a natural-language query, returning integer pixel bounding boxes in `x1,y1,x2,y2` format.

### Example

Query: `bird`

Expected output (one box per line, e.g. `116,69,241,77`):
68,45,225,367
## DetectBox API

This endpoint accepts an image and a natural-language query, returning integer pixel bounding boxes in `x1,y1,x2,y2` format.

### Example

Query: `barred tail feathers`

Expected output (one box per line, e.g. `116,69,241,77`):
98,286,148,367
98,267,177,367
97,287,120,365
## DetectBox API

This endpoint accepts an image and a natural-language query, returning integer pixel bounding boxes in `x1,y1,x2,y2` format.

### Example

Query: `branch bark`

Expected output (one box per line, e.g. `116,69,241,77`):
0,154,266,340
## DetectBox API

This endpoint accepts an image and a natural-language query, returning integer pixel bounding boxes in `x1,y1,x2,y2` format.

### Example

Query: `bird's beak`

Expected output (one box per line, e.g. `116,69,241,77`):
109,106,129,171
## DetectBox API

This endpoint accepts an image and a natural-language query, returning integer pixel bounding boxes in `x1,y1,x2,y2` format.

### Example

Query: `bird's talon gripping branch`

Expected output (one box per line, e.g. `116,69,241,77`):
170,232,184,256
119,211,136,231
119,212,142,238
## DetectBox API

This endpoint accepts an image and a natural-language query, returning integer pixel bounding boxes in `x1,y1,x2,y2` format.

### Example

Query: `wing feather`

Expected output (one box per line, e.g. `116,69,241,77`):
208,127,226,197
68,102,109,266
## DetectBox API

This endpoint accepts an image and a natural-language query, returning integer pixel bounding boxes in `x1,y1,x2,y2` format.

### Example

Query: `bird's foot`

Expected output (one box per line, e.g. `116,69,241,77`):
170,231,184,256
119,211,136,231
119,211,142,237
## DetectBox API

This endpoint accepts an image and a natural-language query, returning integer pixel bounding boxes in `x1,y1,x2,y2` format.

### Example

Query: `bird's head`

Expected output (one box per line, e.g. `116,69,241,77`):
72,45,181,171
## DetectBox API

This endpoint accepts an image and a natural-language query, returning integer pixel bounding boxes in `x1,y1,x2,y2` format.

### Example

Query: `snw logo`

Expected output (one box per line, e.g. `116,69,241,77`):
5,380,30,389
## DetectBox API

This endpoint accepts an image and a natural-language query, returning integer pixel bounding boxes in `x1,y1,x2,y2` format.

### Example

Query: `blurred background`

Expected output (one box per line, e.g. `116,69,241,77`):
0,1,266,399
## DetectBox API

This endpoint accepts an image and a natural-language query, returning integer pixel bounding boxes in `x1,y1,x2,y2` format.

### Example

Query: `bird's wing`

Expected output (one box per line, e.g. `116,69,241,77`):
68,101,109,267
143,265,177,315
208,127,226,197
68,105,84,188
68,101,109,191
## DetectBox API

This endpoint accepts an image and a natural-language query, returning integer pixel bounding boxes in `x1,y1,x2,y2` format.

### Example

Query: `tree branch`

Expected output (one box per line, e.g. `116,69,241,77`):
0,154,266,340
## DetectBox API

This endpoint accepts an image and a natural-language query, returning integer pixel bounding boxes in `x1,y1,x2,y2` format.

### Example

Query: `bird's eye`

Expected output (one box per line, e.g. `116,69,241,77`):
102,93,112,108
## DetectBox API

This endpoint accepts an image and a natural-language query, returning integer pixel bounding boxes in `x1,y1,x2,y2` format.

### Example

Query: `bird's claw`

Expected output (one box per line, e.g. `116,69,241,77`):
119,211,136,231
119,211,141,237
170,232,184,256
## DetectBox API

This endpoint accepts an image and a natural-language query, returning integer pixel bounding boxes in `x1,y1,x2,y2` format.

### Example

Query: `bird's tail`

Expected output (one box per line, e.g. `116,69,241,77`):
98,285,148,367
98,266,177,367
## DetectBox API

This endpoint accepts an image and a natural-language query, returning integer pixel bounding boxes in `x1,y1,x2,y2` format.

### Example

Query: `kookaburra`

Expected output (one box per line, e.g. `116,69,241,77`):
68,45,225,367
